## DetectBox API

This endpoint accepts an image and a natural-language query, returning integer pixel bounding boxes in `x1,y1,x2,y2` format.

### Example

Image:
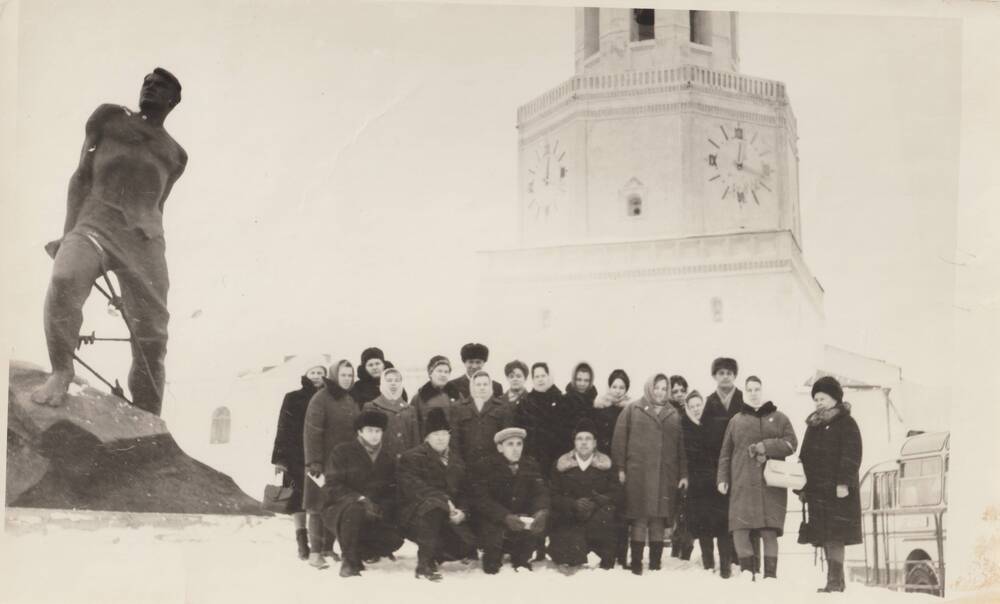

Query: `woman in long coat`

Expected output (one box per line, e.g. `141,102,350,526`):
717,376,797,580
302,359,359,568
800,376,863,593
271,363,326,560
680,390,731,577
271,365,326,560
590,369,631,568
611,373,688,575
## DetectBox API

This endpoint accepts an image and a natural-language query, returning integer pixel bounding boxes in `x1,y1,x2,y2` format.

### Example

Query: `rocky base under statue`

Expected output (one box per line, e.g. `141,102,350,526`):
7,360,264,515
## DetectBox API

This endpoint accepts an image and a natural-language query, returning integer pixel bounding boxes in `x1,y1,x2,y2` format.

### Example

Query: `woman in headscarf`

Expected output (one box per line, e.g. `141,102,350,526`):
716,376,798,582
800,376,863,593
611,373,688,575
302,359,359,569
271,362,326,561
680,390,731,577
349,347,408,407
559,362,598,454
590,368,632,569
362,367,420,460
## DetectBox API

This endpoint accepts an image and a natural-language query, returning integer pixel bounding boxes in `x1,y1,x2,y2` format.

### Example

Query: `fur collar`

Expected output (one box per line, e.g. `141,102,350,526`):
739,401,777,417
417,381,447,402
323,377,349,399
299,376,319,394
806,401,852,427
556,451,612,472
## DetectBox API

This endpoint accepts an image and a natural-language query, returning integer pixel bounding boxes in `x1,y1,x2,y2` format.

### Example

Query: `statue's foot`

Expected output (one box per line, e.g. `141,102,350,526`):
31,372,73,406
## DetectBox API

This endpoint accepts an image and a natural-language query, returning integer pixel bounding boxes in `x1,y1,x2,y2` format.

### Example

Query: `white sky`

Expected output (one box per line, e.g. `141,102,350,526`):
0,1,964,384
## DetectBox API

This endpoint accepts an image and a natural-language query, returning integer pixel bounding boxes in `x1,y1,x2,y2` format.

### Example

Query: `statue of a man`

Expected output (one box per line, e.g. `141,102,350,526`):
32,68,187,416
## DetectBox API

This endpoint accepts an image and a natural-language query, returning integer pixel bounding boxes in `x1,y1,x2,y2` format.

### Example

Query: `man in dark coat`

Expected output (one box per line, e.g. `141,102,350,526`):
680,390,732,577
323,410,404,577
445,342,504,400
701,357,753,571
398,408,477,581
450,370,514,468
800,376,863,593
411,355,459,438
548,419,622,572
271,364,326,560
471,427,550,574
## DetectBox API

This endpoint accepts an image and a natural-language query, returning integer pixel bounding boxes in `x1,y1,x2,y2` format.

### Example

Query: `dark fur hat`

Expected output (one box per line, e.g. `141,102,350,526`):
354,410,388,432
424,407,450,434
361,347,385,366
811,376,844,403
460,342,489,362
711,357,739,376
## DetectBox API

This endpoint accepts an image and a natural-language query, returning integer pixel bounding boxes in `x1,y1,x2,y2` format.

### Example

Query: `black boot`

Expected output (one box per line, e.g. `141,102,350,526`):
296,528,310,560
817,560,845,592
719,548,732,579
415,550,443,582
738,556,757,581
763,556,777,579
629,541,645,575
700,539,715,570
599,556,616,570
752,554,761,575
648,542,664,571
482,550,502,575
339,558,363,578
617,532,629,569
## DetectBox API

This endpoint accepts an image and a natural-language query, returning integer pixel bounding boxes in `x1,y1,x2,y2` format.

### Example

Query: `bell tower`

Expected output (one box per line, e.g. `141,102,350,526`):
516,8,802,250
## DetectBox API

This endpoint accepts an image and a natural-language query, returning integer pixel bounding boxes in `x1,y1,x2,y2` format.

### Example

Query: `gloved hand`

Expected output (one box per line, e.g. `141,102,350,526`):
574,498,596,519
529,510,548,535
504,514,526,532
307,462,324,478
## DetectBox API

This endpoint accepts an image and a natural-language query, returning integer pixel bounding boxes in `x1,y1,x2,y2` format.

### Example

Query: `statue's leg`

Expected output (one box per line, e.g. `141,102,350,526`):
33,234,104,405
115,239,169,416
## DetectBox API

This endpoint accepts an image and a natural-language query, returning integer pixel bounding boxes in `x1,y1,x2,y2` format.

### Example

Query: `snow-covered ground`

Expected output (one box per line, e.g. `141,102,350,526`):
0,508,961,604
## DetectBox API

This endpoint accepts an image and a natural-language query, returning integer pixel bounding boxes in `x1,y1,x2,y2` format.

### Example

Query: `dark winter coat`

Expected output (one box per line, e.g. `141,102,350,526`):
270,376,318,510
560,382,598,454
397,442,474,542
704,387,744,422
588,392,629,455
445,374,504,401
548,451,622,565
411,381,458,439
611,377,688,520
514,385,566,477
322,439,399,533
800,401,863,546
470,455,549,539
717,402,798,534
303,379,360,512
450,397,514,468
680,412,729,538
362,396,420,460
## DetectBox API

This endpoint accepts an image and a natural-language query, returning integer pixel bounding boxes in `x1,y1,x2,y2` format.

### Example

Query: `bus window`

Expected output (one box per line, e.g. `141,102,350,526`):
899,457,942,507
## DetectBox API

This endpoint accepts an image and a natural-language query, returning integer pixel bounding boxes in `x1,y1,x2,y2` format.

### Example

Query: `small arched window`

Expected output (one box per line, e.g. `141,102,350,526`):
627,195,643,217
711,297,724,323
210,406,231,444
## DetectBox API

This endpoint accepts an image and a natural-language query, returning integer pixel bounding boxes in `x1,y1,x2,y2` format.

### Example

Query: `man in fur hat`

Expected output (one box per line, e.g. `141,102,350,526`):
398,408,477,581
470,427,550,574
446,342,504,400
548,418,622,573
323,410,403,577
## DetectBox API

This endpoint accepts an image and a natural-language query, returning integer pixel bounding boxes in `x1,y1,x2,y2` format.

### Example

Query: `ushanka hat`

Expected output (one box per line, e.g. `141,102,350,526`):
493,427,527,444
354,410,389,432
427,355,451,374
424,408,450,435
573,418,597,439
711,357,739,376
460,343,489,362
361,347,385,365
811,376,844,403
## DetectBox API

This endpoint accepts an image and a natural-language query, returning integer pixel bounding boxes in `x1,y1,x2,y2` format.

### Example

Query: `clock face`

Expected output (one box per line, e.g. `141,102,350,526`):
526,139,569,221
705,123,774,207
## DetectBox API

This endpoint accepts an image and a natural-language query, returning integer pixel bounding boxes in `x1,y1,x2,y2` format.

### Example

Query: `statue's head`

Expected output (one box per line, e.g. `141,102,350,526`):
139,68,182,115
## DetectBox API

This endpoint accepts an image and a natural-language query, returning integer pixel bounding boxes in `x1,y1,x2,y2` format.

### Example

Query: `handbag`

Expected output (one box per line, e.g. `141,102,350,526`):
261,471,296,514
763,458,806,490
797,500,816,545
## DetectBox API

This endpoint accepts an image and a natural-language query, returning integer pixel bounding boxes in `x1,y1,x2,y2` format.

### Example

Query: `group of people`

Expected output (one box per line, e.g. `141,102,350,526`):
271,343,863,591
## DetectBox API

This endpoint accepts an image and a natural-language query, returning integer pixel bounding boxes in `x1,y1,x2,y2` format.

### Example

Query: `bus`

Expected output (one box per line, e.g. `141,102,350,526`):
851,431,949,597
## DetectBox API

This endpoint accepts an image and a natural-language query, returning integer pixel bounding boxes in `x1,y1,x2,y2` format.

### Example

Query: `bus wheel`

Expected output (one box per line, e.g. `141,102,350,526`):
905,563,938,595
